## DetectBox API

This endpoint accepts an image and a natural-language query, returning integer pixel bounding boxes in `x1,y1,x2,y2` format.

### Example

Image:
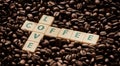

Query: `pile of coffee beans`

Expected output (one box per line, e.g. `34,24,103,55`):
0,0,120,66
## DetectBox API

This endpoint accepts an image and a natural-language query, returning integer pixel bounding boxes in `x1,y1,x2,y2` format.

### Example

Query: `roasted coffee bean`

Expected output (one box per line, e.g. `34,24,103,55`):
11,62,16,65
39,7,45,12
21,54,27,58
16,29,23,36
15,54,20,57
93,12,98,16
57,62,62,66
19,59,26,65
106,38,114,44
76,61,83,66
105,25,111,30
71,13,77,18
53,12,60,17
5,40,11,46
53,7,59,11
48,1,55,7
85,11,91,15
51,47,60,51
66,11,71,15
19,10,26,15
27,14,33,19
105,58,109,63
80,50,87,56
48,59,56,66
109,55,114,59
71,48,78,53
0,43,2,47
25,6,31,11
65,55,71,61
97,44,106,48
62,64,67,66
51,62,57,66
25,63,29,66
100,31,107,36
76,3,82,9
95,55,104,60
68,43,74,48
41,39,49,46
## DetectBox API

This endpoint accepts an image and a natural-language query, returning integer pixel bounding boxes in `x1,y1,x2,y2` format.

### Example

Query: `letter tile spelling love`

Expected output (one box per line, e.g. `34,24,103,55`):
21,15,99,52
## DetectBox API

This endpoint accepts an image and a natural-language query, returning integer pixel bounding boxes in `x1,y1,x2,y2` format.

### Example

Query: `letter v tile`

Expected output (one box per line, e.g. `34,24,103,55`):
28,32,44,43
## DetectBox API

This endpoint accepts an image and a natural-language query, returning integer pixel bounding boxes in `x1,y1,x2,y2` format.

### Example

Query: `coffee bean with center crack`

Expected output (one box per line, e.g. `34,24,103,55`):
95,0,100,4
71,13,77,18
95,55,104,60
106,38,114,44
76,61,83,66
19,59,26,65
19,10,26,15
27,14,33,19
100,31,107,36
65,55,72,61
25,6,31,11
41,39,49,46
21,54,27,58
47,59,56,66
15,54,20,57
5,40,11,46
76,3,82,9
51,47,60,51
11,62,16,66
80,50,87,56
54,12,60,17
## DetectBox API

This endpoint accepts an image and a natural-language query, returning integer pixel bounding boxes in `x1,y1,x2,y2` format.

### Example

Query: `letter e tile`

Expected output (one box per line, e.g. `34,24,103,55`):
70,31,86,42
22,41,39,52
82,33,99,45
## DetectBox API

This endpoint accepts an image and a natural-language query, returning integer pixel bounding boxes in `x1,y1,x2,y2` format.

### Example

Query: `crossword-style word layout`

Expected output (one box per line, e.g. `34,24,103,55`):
21,15,99,52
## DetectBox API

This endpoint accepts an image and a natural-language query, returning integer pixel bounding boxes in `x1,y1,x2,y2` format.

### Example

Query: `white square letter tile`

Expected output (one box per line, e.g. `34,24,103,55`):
58,28,73,39
45,26,60,37
21,20,37,31
33,23,49,34
22,41,39,52
82,33,99,45
28,32,44,43
70,31,86,42
39,15,54,25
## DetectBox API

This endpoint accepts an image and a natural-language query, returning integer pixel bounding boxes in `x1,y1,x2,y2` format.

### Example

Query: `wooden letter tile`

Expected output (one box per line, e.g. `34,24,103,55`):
39,15,54,25
33,23,49,34
45,26,60,37
58,28,73,39
70,31,86,42
21,20,37,31
28,32,44,43
82,33,99,45
22,41,39,52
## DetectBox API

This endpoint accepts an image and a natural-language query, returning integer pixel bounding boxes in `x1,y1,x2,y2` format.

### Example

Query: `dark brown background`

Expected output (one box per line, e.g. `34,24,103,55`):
0,0,120,66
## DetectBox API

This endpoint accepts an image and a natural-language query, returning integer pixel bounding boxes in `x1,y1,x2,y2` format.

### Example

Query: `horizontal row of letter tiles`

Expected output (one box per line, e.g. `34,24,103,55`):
22,28,99,52
21,21,99,45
